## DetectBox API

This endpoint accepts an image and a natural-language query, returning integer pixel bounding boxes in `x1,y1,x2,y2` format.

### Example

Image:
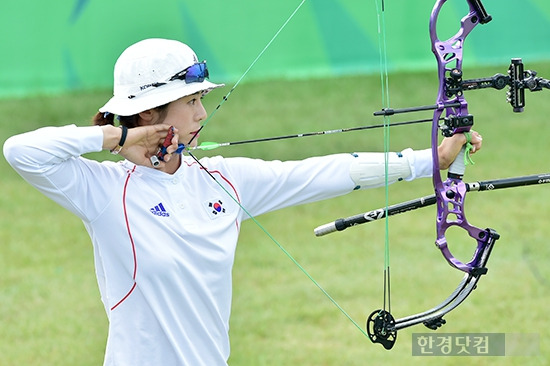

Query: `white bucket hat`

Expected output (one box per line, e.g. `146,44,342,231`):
99,38,224,116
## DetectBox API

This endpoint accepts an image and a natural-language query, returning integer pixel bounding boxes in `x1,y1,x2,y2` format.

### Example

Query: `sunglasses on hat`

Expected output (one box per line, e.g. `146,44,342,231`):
169,61,209,83
128,61,209,99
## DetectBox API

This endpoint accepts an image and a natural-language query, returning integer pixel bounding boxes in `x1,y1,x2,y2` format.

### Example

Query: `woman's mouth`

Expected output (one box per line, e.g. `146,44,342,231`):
187,131,200,145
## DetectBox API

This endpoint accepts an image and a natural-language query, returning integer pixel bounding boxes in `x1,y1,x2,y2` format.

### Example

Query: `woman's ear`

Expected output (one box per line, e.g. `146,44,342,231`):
138,109,157,125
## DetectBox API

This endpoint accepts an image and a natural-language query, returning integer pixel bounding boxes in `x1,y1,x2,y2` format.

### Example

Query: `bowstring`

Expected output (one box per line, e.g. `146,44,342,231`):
185,1,370,338
375,0,392,316
187,155,369,337
187,0,307,147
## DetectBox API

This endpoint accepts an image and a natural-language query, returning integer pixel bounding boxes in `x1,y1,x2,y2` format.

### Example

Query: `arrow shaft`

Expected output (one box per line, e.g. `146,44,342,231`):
189,117,435,151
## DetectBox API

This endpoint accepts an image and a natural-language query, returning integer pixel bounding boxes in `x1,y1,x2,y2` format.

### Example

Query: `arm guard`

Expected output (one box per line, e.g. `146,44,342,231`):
349,148,432,190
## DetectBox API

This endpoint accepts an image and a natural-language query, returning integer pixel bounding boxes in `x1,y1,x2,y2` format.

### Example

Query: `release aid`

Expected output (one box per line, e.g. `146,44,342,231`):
150,126,186,168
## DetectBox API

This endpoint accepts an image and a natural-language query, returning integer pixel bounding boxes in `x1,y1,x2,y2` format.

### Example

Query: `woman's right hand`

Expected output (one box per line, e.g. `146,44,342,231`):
102,124,180,168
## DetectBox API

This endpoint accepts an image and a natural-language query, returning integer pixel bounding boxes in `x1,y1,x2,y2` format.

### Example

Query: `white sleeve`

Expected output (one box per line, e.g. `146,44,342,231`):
3,125,104,167
405,148,433,180
3,125,115,221
219,154,357,218
217,148,433,218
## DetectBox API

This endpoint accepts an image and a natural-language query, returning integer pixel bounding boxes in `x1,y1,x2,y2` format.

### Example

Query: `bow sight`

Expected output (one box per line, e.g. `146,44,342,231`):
373,58,550,133
438,58,550,137
446,58,550,113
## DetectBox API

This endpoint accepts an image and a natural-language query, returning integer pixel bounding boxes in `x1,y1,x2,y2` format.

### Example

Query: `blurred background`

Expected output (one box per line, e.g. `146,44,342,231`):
1,1,550,365
2,0,549,98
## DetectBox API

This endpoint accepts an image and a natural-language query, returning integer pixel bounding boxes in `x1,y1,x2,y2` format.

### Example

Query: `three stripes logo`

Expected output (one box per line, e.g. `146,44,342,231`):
150,203,170,217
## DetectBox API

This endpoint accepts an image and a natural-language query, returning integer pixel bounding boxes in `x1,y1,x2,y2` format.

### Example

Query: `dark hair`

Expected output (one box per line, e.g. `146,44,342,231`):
92,103,170,128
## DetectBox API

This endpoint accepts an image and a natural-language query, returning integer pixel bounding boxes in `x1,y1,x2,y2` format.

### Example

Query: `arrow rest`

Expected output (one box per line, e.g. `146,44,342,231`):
366,309,397,350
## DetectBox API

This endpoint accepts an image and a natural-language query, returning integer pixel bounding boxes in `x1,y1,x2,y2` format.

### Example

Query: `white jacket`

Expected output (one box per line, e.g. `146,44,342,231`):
3,124,432,365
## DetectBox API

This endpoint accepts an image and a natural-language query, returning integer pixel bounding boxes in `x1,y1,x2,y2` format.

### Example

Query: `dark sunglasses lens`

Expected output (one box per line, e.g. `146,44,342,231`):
185,63,208,82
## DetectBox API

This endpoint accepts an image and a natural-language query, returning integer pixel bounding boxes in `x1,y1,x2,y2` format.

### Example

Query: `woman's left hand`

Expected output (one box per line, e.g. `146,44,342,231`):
437,130,483,170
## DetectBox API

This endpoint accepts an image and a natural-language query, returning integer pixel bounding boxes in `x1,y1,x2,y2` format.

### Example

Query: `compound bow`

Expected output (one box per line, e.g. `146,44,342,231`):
313,0,549,350
182,0,549,352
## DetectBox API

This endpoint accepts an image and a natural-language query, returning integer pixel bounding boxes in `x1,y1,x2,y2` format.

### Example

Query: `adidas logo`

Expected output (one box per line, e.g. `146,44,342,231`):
150,203,170,217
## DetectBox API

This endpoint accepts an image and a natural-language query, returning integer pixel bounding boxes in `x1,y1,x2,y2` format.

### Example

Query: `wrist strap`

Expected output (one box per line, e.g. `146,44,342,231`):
463,131,475,166
110,125,128,155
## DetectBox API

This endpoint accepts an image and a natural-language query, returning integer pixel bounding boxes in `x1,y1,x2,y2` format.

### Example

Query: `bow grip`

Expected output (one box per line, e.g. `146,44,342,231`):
448,145,466,179
441,115,473,179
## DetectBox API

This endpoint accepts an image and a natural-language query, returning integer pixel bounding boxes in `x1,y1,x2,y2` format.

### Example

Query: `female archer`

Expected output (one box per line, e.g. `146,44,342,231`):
3,38,482,365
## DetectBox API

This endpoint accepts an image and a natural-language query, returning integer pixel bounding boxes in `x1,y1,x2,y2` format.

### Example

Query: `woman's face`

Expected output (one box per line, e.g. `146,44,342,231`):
165,92,207,148
148,92,207,148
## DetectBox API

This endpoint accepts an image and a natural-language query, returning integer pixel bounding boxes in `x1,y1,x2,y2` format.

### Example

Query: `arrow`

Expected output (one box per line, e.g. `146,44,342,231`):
187,117,435,151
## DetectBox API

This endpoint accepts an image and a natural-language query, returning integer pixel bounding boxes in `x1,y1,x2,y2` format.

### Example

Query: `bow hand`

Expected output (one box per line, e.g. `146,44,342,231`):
438,131,482,170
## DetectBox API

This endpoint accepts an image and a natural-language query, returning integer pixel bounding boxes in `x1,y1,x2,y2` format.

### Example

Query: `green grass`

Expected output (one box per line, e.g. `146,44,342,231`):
1,65,550,365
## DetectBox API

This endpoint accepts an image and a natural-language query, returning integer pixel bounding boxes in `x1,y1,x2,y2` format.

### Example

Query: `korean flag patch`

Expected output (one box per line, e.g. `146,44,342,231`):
204,199,226,219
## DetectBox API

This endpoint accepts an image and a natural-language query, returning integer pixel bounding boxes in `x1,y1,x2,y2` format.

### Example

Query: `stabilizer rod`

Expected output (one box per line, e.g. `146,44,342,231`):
314,173,550,236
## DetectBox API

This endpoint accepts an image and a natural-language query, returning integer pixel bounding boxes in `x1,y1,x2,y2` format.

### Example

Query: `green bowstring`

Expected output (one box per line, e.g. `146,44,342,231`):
375,0,392,316
185,0,371,339
196,167,369,338
193,0,307,136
